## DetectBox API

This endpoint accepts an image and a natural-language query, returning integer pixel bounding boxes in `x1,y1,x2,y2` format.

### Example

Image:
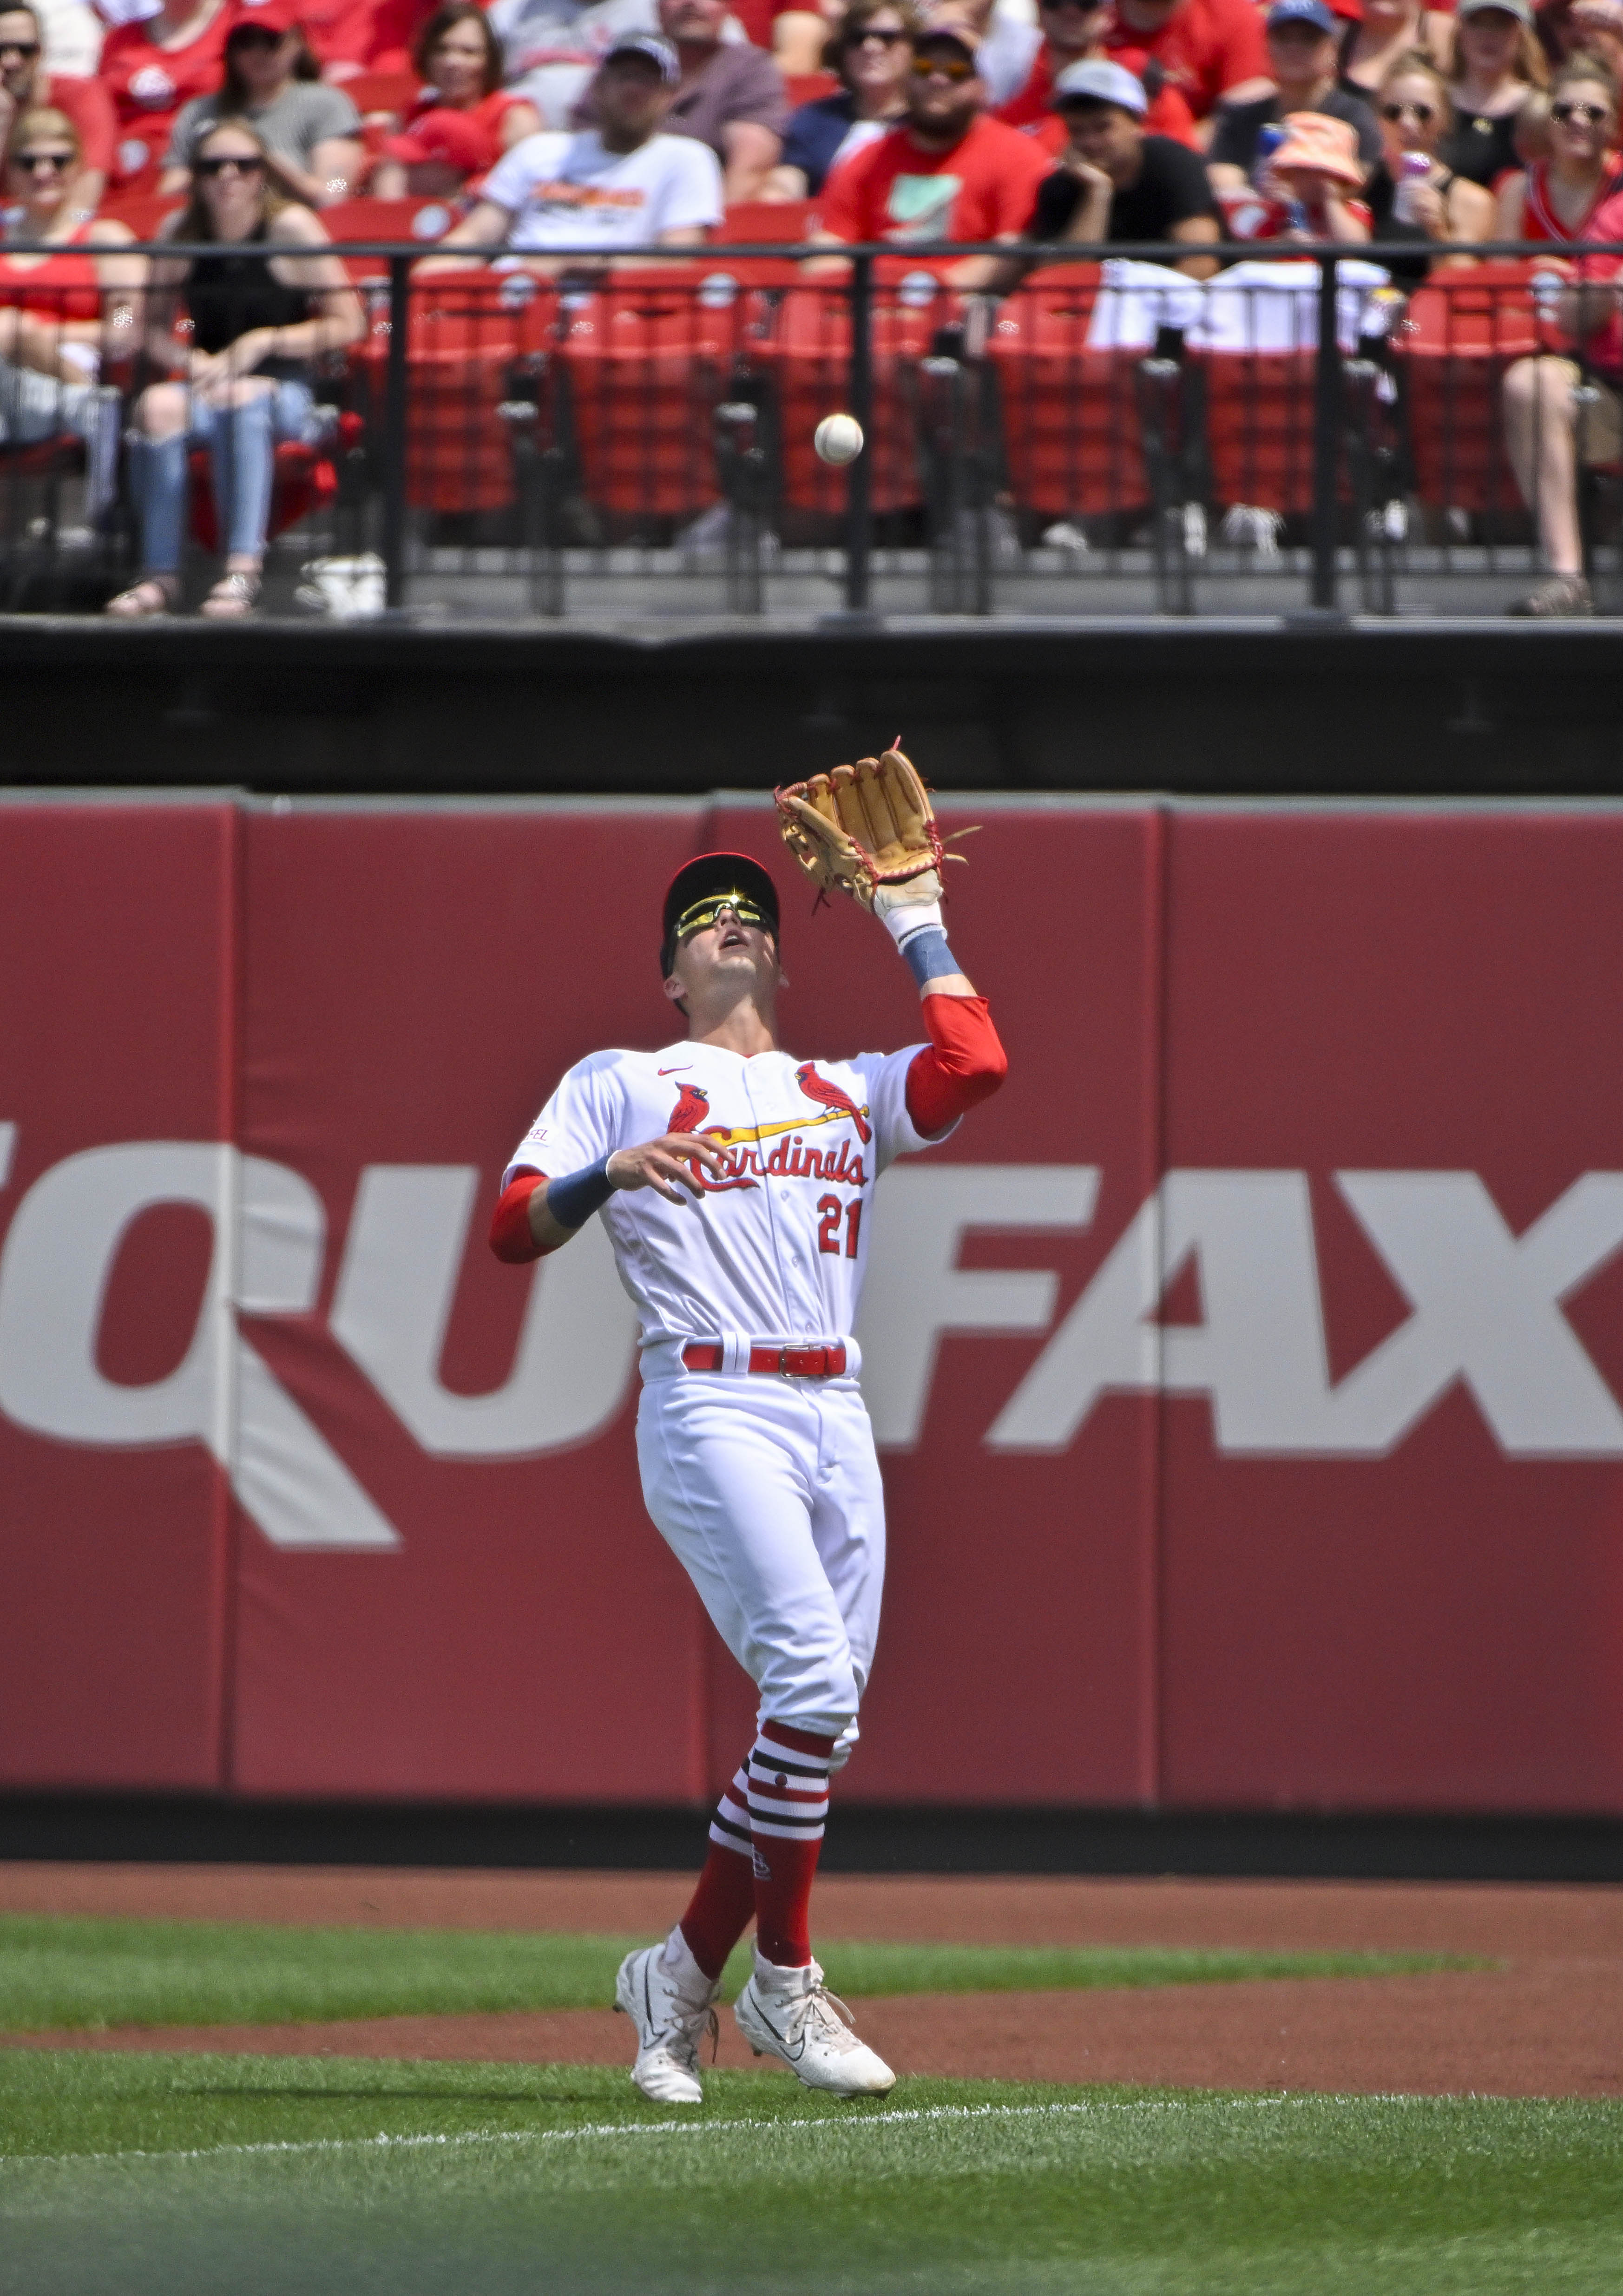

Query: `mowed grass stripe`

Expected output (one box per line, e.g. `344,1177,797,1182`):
1,2060,1619,2296
0,1915,1480,2034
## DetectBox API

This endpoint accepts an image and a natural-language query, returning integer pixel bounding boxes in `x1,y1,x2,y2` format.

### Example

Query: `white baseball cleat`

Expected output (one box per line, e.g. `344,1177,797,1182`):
614,1934,721,2106
733,1948,896,2098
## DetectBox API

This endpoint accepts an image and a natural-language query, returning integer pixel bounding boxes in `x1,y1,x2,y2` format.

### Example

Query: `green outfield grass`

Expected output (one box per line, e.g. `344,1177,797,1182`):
0,2054,1617,2296
0,1915,1478,2033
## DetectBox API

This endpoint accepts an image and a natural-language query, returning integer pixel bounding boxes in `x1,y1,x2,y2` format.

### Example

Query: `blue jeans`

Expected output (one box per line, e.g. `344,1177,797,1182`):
129,378,318,572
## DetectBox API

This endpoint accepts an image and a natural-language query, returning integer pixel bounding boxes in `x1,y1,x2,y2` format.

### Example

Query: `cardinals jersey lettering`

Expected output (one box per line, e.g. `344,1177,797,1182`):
504,1040,949,1365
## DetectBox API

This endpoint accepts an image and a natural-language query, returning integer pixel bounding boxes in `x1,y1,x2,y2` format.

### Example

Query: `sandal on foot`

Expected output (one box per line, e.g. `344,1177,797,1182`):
104,575,178,619
201,571,263,619
1511,572,1592,618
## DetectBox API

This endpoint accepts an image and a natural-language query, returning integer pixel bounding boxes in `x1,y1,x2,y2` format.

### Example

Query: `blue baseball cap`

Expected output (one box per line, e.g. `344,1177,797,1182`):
1266,0,1338,31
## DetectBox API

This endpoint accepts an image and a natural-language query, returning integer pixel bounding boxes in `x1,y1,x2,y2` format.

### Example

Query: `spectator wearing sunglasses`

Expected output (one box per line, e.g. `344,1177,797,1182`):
769,0,919,200
160,3,363,208
1496,51,1623,233
1363,49,1493,271
0,105,138,493
1209,0,1380,191
997,56,1218,275
811,22,1051,284
995,0,1200,150
0,1,112,210
106,117,364,620
1498,140,1623,612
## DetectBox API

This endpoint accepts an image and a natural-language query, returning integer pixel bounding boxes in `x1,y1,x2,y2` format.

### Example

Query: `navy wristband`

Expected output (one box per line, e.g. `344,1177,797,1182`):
545,1154,614,1230
900,926,956,990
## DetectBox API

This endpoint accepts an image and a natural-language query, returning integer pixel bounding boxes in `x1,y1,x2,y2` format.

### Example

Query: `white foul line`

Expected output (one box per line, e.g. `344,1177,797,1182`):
0,2092,1401,2174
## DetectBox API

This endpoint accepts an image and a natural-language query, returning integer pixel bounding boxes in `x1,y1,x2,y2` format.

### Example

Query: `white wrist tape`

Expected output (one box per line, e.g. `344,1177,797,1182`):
879,897,943,948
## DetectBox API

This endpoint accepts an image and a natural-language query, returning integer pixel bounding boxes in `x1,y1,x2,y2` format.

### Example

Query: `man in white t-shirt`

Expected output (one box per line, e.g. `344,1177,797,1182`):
428,33,722,270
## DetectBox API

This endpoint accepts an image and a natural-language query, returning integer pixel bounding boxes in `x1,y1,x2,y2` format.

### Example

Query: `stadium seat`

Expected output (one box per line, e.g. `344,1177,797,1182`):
987,263,1163,524
99,190,180,240
782,72,839,105
356,276,552,515
556,265,759,521
716,200,813,244
185,413,365,552
343,68,419,116
754,274,946,517
322,196,456,285
1394,261,1543,520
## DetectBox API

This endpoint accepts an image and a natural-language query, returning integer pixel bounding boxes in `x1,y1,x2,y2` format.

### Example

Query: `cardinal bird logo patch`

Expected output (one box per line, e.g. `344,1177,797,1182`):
668,1082,711,1135
795,1064,872,1144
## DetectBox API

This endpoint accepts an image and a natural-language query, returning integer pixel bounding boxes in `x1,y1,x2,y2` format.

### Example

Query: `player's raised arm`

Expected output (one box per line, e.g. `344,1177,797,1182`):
774,747,1008,1136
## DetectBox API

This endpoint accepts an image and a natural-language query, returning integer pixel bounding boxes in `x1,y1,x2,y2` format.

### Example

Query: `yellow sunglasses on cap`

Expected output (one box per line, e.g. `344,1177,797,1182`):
673,891,773,940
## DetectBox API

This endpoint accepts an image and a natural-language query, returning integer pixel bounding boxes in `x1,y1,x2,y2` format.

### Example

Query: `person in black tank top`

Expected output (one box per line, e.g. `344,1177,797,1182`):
1441,0,1547,185
106,118,363,620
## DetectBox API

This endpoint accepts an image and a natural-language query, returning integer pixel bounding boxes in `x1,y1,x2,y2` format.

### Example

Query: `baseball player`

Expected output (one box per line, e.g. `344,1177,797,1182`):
489,753,1006,2104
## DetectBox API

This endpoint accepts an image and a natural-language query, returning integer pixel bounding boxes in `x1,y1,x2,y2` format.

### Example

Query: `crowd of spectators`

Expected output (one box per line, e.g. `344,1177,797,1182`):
5,0,1623,610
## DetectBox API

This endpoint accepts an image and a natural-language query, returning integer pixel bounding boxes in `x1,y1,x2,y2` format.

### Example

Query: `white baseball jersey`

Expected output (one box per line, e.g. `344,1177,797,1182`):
504,1037,950,1373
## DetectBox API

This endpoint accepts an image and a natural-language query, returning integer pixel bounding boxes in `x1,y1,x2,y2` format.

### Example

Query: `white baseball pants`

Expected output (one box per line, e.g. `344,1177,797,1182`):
636,1374,886,1739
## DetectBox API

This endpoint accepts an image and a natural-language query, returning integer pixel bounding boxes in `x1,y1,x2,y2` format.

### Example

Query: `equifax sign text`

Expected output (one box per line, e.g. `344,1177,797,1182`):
1,1132,1620,1558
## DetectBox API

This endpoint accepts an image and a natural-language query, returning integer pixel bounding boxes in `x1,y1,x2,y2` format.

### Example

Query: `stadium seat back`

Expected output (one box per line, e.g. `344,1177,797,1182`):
717,200,813,243
1397,271,1543,514
1201,350,1321,517
559,280,754,517
757,282,939,513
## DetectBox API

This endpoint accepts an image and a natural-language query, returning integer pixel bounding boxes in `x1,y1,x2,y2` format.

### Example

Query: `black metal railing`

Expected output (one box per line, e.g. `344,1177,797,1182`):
0,237,1616,619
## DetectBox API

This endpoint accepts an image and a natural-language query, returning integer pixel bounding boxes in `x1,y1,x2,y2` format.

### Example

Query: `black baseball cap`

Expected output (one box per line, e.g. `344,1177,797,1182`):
661,851,781,976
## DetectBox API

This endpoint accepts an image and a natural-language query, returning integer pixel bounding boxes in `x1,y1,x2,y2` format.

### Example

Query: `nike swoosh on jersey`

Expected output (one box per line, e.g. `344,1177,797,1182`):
657,1066,692,1075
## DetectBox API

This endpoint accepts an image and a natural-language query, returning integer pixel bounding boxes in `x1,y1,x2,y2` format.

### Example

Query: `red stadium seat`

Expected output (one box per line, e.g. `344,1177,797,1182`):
99,190,180,240
986,263,1158,522
1395,262,1543,519
186,424,361,551
356,276,551,514
343,68,419,116
717,200,813,244
322,195,456,283
557,266,759,520
754,276,945,516
1200,349,1321,517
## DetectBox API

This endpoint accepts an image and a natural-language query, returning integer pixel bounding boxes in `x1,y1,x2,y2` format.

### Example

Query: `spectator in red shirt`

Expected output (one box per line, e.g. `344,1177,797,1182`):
369,1,541,194
996,0,1200,149
0,0,113,209
1501,177,1623,611
812,19,1052,282
98,0,238,189
1101,0,1271,132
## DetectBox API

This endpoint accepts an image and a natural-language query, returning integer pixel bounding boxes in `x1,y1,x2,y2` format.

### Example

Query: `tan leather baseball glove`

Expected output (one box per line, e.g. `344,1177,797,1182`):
774,746,947,913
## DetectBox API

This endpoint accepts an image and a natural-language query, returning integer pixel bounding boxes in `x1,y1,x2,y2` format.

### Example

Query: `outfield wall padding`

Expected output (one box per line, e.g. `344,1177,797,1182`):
2,794,1621,1814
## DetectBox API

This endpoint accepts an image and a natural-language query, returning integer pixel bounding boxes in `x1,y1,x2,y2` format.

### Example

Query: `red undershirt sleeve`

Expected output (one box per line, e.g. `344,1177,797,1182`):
489,1171,547,1263
905,993,1009,1138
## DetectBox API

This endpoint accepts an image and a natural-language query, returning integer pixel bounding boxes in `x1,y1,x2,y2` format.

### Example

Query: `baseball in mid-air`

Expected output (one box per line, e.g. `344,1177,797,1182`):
814,413,865,466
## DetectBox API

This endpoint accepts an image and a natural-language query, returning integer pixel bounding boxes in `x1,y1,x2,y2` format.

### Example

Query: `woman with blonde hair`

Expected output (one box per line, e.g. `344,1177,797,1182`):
0,105,139,499
1497,50,1623,235
1364,51,1495,271
1443,0,1549,185
106,115,363,619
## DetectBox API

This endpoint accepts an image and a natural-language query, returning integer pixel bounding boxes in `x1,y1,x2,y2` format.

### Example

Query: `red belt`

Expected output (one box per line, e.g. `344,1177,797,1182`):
682,1342,848,1378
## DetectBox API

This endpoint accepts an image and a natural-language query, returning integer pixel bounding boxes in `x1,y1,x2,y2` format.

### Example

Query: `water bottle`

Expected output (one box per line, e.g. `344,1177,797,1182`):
1392,151,1432,226
1252,119,1288,189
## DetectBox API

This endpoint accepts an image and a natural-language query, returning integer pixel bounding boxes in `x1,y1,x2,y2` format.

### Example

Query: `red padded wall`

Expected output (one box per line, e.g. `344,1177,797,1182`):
0,802,237,1788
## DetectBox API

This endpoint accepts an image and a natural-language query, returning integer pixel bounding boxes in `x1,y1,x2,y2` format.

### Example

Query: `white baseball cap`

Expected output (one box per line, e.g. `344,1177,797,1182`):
1052,58,1148,113
602,32,682,83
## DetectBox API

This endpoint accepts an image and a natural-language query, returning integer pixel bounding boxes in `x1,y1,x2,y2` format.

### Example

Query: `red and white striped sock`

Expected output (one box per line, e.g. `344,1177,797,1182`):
747,1719,834,1969
678,1764,756,1980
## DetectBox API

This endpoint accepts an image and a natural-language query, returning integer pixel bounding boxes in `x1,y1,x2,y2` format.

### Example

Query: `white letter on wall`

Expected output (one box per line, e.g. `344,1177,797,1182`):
0,1142,399,1548
855,1165,1099,1448
329,1164,639,1456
